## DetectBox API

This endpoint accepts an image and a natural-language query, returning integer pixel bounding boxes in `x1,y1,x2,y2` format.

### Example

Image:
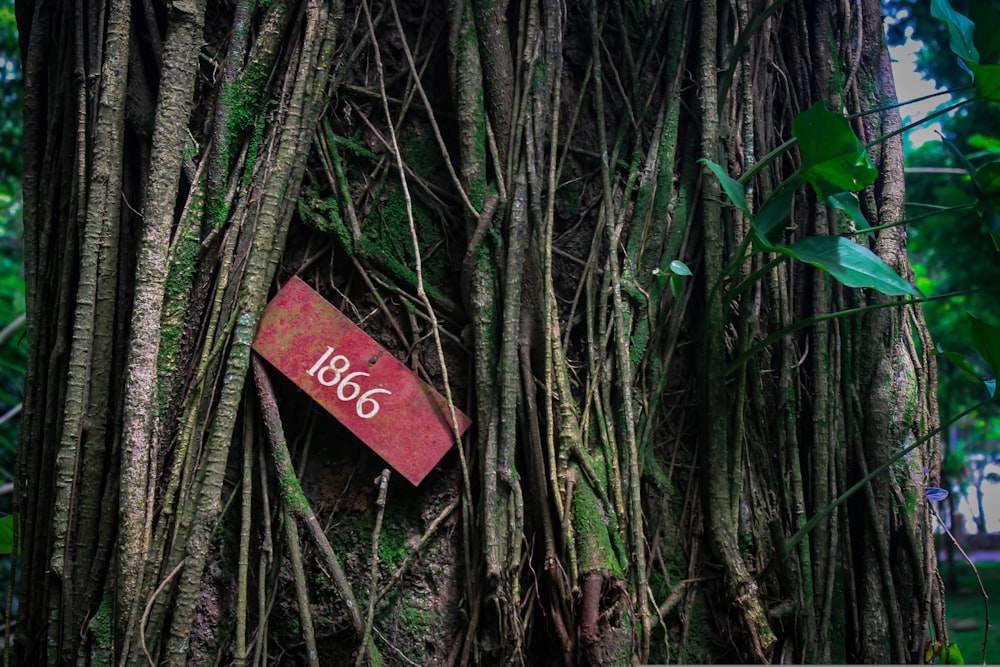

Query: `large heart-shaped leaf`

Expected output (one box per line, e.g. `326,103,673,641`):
792,103,878,197
779,236,922,297
969,61,1000,102
970,0,1000,64
932,0,981,62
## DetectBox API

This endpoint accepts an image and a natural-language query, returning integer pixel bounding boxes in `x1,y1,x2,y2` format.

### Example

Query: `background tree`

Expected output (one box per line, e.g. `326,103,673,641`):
12,0,945,664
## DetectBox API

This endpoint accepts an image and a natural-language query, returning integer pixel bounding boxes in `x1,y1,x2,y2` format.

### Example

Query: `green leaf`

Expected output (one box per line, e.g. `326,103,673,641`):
700,158,750,216
932,0,981,63
969,0,1000,64
825,191,870,230
669,259,692,276
969,312,1000,383
779,236,923,297
968,61,1000,102
924,641,965,665
0,514,14,555
754,185,797,241
791,103,878,197
940,133,980,180
926,639,966,664
944,641,965,665
941,349,988,385
975,161,1000,208
652,259,692,279
670,275,684,300
976,200,1000,250
926,640,941,663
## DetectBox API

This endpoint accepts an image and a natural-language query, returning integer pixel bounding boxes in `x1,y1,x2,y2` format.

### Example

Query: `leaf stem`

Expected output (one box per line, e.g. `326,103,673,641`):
846,85,974,120
738,138,796,185
725,288,996,376
841,203,977,236
864,99,972,149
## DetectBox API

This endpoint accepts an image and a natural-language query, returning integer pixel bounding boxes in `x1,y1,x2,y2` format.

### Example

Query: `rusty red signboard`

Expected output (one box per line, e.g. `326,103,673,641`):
252,276,471,485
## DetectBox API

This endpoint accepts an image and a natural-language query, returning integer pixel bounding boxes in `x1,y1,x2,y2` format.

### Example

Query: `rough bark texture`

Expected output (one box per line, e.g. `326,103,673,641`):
13,0,944,664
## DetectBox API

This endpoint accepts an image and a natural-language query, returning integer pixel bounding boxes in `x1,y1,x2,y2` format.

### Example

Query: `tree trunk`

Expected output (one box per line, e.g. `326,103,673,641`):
13,0,944,664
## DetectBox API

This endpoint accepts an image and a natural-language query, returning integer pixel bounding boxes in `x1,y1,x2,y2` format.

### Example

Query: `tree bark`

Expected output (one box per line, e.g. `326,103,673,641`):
13,0,944,664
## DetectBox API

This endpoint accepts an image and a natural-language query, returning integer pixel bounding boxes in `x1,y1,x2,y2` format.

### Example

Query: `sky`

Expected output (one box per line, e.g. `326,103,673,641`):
889,40,943,146
888,24,946,147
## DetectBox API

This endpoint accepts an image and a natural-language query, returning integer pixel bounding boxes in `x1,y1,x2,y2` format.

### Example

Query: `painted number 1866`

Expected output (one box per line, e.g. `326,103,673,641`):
306,346,392,419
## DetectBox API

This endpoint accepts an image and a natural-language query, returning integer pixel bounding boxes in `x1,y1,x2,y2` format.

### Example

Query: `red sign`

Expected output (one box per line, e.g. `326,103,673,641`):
252,276,471,485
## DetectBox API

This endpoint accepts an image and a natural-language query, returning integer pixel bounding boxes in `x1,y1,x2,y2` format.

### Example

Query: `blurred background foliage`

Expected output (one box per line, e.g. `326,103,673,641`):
0,1,23,616
887,0,1000,454
0,0,25,500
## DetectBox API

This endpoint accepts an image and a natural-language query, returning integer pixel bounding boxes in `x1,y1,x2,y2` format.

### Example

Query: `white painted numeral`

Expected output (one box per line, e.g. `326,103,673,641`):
306,346,335,376
306,347,391,418
337,371,368,401
356,388,391,418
